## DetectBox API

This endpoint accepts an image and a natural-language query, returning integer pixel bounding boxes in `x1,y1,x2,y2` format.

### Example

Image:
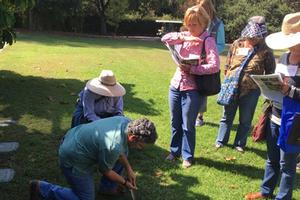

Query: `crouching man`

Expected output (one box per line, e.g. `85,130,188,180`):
29,116,157,200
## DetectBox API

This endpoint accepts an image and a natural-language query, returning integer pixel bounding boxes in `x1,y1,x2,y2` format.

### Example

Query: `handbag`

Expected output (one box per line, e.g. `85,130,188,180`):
278,96,300,153
217,46,257,106
195,36,221,96
251,100,272,142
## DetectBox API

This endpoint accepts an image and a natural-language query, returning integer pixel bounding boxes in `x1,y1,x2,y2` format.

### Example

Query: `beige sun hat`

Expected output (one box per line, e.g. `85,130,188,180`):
86,70,126,97
266,12,300,49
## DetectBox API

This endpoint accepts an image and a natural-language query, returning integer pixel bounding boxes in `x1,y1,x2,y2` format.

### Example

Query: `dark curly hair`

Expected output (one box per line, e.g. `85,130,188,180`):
127,118,157,144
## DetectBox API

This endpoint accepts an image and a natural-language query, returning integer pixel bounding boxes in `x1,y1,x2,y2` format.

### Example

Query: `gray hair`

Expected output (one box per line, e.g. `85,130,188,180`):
127,118,157,144
248,16,266,25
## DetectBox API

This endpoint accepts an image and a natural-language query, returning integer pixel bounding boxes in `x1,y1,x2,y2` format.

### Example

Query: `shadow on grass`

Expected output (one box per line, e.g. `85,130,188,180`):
203,121,238,132
246,145,268,160
98,145,210,200
18,32,167,50
196,157,264,180
0,70,160,135
0,71,193,199
196,156,300,191
1,130,211,199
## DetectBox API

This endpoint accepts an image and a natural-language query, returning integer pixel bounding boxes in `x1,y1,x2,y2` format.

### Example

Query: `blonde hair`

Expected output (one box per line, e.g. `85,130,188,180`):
197,0,216,20
184,5,210,30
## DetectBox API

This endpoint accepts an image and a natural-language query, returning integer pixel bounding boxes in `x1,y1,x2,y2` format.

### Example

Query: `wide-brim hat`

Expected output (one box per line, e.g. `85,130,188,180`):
266,12,300,49
86,70,126,97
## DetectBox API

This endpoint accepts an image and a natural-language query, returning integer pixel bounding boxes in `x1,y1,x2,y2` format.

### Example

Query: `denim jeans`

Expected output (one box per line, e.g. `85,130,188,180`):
215,89,260,148
260,119,299,200
39,165,95,200
169,87,201,161
198,95,207,113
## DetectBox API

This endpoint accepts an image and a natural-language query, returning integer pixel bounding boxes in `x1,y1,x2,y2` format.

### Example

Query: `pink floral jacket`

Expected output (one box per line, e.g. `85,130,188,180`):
162,31,220,91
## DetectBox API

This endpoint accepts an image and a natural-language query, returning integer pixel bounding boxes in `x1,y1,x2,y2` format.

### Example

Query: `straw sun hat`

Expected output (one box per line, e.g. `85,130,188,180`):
266,12,300,49
86,70,126,97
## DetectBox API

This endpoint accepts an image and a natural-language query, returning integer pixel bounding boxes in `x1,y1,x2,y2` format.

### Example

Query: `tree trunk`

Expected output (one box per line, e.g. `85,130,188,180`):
28,9,34,30
99,15,107,35
94,0,108,35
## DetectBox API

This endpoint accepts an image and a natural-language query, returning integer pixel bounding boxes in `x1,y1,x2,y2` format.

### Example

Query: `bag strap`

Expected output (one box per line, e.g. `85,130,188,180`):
239,45,258,70
200,36,211,64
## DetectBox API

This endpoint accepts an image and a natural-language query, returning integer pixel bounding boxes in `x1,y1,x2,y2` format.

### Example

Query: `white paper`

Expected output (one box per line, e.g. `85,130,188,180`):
236,48,250,56
250,73,284,103
165,44,199,66
275,63,298,76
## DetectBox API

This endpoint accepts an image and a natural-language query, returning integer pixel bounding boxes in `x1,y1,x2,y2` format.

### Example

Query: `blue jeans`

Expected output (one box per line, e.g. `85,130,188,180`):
260,119,298,200
39,165,95,200
169,87,201,161
199,95,207,113
215,89,260,148
71,104,114,128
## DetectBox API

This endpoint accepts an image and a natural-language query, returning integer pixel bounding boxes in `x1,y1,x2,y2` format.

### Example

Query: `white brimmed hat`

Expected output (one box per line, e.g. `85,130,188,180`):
86,70,126,97
266,12,300,49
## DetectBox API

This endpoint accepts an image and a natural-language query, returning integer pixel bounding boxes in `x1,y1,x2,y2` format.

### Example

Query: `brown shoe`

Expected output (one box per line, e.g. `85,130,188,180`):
29,180,41,200
245,192,272,200
165,153,176,162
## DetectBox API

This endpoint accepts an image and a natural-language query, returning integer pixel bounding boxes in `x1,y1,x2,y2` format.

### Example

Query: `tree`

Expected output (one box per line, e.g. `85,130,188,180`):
82,0,111,35
0,0,34,48
219,0,295,42
105,0,129,33
30,0,83,31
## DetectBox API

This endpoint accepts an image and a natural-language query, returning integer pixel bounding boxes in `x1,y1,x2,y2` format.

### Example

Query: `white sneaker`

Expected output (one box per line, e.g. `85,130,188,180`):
235,146,244,153
297,162,300,170
195,117,204,126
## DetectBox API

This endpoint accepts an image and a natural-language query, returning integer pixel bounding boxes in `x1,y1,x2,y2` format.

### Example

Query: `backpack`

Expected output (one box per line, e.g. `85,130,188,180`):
208,17,222,43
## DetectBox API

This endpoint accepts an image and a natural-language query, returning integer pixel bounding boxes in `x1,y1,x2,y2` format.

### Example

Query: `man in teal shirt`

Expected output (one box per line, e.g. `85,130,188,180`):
29,116,157,200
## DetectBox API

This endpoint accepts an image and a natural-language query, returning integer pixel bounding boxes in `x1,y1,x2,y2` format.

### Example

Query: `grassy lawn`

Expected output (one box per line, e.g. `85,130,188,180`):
0,32,299,200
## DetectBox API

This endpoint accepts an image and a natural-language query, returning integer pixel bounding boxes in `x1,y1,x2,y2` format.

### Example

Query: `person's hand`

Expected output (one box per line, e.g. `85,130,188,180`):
179,34,201,42
184,36,201,42
224,69,228,76
179,64,191,73
124,179,137,190
126,168,137,189
281,77,290,95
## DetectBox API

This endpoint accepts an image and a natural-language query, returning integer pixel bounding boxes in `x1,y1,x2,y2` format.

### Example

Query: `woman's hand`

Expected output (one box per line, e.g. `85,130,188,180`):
179,64,191,73
281,78,290,95
179,33,201,42
224,69,228,76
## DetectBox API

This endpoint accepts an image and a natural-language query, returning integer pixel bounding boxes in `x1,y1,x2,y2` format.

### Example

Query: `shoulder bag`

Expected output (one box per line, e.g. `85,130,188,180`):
195,36,221,96
217,46,257,106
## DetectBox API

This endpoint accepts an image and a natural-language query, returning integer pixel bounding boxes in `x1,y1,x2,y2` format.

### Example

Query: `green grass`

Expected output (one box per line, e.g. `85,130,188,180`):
0,32,299,200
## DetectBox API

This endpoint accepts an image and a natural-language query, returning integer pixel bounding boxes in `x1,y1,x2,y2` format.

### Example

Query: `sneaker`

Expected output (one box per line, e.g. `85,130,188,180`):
297,162,300,170
244,192,272,200
235,146,244,153
29,180,41,200
195,117,204,126
182,160,192,168
215,143,223,149
165,153,176,162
